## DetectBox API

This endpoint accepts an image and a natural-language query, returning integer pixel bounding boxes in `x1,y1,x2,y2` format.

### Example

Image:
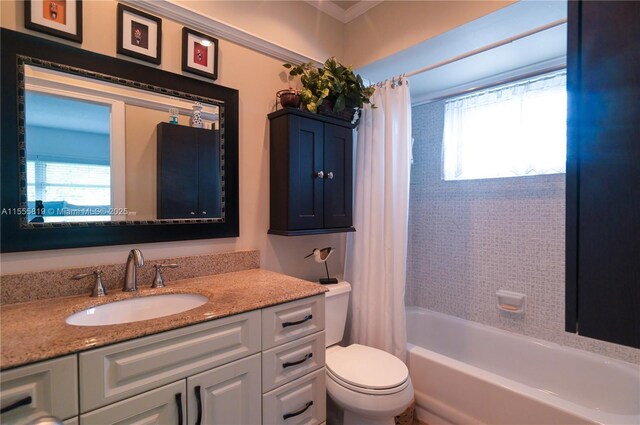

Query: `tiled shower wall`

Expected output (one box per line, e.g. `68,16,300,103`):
406,101,640,365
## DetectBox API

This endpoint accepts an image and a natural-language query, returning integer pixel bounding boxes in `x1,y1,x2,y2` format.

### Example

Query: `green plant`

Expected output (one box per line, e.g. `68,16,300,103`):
284,57,375,114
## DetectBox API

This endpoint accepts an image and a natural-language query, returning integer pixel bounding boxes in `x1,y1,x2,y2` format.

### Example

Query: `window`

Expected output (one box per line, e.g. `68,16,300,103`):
442,70,566,180
27,159,111,222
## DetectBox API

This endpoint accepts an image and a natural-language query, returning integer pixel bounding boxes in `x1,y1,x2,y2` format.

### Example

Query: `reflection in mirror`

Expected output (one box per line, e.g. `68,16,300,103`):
21,60,223,226
26,93,113,223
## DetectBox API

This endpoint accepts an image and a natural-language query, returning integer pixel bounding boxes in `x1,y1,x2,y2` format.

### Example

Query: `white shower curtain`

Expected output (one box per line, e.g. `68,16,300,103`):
345,77,412,361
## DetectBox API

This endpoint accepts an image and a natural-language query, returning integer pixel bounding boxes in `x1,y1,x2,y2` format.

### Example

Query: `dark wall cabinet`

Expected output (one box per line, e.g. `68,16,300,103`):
268,108,355,235
566,1,640,348
157,123,221,219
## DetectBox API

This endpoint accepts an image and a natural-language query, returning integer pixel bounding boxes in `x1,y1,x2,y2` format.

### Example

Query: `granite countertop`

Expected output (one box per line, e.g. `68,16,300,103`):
0,269,327,370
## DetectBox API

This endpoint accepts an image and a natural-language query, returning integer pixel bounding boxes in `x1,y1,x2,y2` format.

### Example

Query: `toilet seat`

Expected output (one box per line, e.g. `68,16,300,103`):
327,367,410,395
326,344,409,395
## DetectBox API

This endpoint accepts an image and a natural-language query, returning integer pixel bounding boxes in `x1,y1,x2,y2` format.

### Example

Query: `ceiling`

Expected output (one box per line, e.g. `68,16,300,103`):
304,0,383,23
26,92,111,135
356,0,568,104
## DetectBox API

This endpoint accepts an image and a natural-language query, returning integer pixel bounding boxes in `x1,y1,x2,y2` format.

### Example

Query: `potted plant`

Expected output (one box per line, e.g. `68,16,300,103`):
276,88,301,109
283,57,375,123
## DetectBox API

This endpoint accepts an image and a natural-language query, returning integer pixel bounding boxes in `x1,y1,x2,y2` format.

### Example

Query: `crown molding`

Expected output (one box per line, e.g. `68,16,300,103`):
304,0,383,23
120,0,322,66
343,1,384,23
304,0,347,22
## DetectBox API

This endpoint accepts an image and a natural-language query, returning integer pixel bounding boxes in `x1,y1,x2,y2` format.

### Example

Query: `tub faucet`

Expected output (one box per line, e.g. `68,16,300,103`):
123,249,144,292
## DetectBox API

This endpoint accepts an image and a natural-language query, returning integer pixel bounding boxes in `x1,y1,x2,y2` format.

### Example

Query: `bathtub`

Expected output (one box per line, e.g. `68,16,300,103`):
406,307,640,425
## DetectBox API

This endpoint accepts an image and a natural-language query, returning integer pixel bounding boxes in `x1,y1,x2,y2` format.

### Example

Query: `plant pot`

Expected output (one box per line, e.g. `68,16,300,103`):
318,101,357,123
277,89,301,109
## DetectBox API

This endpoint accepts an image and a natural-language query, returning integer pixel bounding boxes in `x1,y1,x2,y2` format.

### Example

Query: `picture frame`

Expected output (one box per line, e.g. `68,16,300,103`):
24,0,83,43
182,27,219,80
116,4,162,65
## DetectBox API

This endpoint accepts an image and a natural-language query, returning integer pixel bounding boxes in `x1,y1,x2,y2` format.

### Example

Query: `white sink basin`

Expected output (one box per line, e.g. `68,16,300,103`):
66,294,208,326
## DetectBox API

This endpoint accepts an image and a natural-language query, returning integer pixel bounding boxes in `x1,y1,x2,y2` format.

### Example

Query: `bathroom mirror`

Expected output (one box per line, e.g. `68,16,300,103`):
1,29,239,252
23,61,223,224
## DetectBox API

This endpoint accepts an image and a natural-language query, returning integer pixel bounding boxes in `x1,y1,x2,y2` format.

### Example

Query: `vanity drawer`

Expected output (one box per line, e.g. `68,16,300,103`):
79,380,186,425
262,295,325,350
262,367,326,425
262,331,325,392
79,310,260,413
0,355,78,423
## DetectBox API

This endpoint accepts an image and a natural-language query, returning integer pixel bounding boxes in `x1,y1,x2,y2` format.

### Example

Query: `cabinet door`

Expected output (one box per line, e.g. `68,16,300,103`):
287,115,325,230
80,381,186,425
157,123,200,219
79,311,260,412
0,355,78,424
198,129,221,218
566,0,640,348
323,124,353,228
187,354,261,425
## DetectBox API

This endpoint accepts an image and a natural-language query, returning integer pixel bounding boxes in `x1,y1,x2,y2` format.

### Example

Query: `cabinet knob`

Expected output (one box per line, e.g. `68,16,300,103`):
190,212,195,215
202,211,207,215
326,171,334,180
316,171,324,179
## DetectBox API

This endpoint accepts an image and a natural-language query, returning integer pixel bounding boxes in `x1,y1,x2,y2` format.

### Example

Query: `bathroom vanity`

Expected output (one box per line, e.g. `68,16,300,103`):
0,269,327,425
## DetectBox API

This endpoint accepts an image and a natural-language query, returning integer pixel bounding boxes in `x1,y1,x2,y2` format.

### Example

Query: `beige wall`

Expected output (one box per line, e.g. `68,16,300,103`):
1,0,511,279
177,0,345,63
124,105,164,221
343,0,515,68
0,0,345,281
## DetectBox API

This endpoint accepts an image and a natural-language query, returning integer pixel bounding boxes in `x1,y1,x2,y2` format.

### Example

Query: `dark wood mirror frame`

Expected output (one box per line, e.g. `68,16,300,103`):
0,29,239,252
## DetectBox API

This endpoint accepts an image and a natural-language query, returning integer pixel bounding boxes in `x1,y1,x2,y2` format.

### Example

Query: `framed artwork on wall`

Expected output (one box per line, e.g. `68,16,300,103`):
116,3,162,65
182,27,219,80
24,0,83,43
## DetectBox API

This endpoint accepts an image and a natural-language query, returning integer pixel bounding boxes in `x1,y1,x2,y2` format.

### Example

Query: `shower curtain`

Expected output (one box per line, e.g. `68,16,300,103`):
345,77,412,361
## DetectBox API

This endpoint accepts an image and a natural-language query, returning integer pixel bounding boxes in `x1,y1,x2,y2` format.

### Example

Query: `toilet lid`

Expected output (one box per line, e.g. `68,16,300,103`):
326,344,408,390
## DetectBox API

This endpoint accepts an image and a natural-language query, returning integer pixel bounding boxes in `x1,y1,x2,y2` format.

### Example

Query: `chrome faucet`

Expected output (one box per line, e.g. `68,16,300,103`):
123,249,144,292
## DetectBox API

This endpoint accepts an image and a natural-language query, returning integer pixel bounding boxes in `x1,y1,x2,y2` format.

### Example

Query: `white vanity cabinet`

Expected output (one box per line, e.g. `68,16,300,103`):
78,355,262,425
187,354,261,425
261,295,327,425
0,355,78,425
79,381,186,424
1,294,327,425
78,311,261,413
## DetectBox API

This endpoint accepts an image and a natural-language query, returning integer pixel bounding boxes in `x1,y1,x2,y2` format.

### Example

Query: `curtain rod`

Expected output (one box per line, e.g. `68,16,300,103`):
405,18,568,79
414,62,566,105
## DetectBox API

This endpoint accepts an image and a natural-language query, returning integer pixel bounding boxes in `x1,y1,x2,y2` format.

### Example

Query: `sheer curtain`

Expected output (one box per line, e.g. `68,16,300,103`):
345,77,412,361
443,70,566,180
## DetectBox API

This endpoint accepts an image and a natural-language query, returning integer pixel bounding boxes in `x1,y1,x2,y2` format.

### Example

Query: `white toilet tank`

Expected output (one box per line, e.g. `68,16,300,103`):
325,281,351,347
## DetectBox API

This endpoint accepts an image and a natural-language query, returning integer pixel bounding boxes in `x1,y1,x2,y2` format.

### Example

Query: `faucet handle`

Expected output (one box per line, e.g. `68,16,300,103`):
151,264,178,288
72,270,107,297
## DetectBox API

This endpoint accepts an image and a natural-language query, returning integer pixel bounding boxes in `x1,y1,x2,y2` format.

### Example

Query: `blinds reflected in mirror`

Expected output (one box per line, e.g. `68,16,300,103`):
26,160,112,222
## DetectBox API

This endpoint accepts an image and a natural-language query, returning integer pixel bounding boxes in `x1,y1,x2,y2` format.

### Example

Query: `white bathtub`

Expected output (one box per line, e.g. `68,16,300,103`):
406,307,640,425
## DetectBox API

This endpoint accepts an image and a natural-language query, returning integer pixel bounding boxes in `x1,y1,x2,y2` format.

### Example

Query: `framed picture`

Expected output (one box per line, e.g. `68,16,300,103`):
117,4,162,65
24,0,83,43
182,27,219,80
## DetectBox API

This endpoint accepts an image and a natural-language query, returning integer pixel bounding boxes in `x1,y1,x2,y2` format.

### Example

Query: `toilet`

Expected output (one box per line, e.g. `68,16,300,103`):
324,281,414,425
